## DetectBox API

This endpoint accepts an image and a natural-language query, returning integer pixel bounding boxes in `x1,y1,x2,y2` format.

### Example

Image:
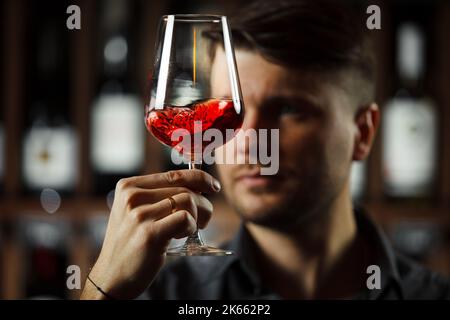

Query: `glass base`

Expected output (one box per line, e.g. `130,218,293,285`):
166,244,233,256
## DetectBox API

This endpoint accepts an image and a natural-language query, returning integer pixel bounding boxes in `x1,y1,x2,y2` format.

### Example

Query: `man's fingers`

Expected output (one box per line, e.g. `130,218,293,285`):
153,210,197,243
170,192,213,229
117,170,221,194
120,187,195,208
129,192,213,229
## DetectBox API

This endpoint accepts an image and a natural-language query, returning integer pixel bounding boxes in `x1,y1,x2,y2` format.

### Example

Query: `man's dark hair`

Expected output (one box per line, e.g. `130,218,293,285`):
207,0,376,108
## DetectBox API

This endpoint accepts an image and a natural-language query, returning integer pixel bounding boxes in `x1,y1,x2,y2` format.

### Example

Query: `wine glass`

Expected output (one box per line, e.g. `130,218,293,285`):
145,15,244,256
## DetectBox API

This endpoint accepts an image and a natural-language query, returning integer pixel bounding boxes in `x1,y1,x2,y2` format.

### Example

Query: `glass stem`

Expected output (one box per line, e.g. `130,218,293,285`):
188,161,200,171
185,160,205,247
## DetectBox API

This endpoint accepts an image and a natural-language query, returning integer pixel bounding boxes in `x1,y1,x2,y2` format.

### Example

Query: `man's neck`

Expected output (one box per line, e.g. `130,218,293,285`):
246,185,366,299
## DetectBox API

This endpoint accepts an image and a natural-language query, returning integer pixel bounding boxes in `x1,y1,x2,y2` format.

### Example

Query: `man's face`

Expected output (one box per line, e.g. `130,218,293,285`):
212,48,357,229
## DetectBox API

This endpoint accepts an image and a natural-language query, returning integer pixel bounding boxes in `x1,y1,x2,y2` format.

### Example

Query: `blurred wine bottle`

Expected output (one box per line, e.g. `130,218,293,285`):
0,226,2,298
90,0,144,195
0,121,4,194
19,216,71,299
22,2,77,194
0,2,3,196
382,22,437,199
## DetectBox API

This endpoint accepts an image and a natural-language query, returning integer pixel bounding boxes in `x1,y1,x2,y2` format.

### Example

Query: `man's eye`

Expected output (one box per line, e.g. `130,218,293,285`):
280,105,301,116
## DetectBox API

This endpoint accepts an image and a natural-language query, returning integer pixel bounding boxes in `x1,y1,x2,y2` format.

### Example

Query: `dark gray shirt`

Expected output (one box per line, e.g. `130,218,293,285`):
145,210,450,300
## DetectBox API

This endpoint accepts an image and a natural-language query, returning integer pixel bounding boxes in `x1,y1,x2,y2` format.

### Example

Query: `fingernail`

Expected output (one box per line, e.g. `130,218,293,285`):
212,179,221,192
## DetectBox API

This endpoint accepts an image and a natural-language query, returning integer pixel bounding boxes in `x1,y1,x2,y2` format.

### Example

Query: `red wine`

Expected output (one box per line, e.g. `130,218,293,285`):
146,98,243,156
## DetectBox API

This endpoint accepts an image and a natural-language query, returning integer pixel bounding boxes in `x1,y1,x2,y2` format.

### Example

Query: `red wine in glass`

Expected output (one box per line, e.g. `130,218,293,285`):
146,98,243,158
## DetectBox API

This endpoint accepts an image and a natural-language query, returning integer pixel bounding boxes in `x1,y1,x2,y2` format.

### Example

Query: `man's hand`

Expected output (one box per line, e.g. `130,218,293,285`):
80,169,221,299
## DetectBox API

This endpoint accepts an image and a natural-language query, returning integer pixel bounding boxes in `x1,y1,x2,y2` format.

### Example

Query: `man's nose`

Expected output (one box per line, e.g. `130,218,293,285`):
237,107,274,160
242,107,274,131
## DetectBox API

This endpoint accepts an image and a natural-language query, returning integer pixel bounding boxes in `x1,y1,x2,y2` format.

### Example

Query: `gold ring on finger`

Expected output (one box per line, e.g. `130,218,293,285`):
168,196,177,213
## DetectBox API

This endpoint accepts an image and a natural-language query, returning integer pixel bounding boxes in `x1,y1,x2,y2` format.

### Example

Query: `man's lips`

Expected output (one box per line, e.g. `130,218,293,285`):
235,169,280,188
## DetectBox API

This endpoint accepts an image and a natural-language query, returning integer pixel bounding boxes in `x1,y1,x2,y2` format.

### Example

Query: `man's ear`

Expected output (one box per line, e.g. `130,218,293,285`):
352,103,380,161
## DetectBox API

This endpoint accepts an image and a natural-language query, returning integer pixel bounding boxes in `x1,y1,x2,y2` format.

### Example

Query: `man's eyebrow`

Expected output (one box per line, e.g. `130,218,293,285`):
260,94,323,109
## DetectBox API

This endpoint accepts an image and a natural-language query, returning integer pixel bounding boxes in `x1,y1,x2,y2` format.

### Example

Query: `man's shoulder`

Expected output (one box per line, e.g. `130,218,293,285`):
394,252,450,299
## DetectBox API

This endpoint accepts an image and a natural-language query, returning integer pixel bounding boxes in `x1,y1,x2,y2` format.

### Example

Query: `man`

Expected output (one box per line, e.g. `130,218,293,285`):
81,0,450,299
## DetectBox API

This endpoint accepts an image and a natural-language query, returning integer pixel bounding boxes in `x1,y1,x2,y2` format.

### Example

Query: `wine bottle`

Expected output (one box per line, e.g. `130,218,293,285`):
90,0,144,194
0,0,3,194
382,22,437,199
19,217,71,299
22,2,78,194
0,122,4,192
